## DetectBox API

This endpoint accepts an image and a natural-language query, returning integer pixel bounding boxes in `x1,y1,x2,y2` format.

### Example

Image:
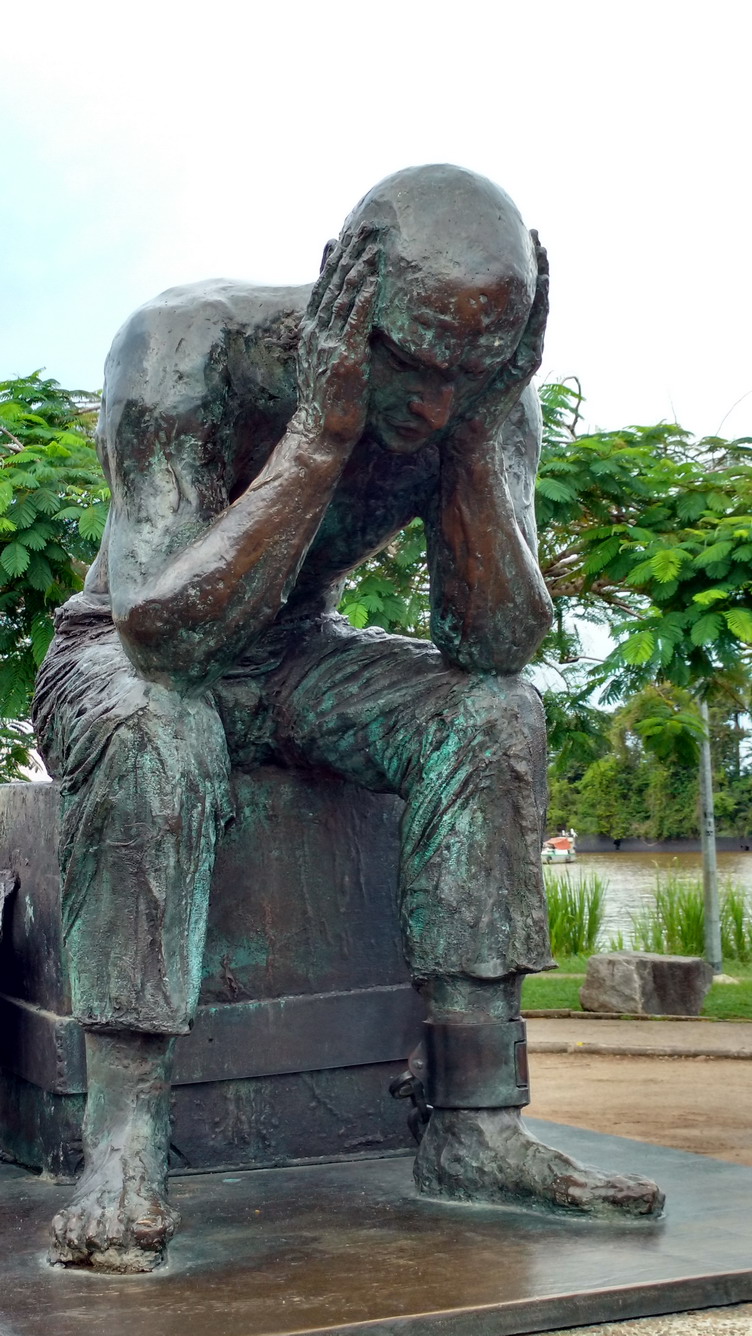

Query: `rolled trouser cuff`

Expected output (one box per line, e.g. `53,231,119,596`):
419,1019,530,1109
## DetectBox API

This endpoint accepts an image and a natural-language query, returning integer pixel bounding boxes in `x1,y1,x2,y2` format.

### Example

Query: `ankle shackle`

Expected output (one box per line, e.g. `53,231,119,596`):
410,1018,530,1109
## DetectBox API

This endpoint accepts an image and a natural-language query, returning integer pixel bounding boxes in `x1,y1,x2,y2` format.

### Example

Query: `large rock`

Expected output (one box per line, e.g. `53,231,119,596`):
580,951,714,1016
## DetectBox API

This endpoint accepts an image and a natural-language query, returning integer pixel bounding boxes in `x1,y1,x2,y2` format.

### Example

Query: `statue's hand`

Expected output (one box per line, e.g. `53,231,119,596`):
296,224,381,449
451,231,549,450
498,229,549,403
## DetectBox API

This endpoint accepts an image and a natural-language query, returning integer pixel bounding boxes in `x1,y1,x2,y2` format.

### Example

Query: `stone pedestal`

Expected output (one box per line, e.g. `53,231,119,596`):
0,771,424,1179
580,951,714,1016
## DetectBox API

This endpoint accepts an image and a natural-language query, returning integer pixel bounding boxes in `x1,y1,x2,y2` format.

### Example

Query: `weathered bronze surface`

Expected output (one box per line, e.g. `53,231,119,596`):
1,1125,750,1336
28,164,663,1272
0,769,423,1179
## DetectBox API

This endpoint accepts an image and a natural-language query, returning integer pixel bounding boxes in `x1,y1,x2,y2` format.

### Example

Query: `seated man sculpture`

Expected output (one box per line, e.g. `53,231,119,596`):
33,164,664,1274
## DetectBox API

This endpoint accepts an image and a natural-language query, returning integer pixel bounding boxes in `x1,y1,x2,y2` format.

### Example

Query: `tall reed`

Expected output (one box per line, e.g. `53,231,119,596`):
721,886,752,962
630,868,752,962
544,872,607,957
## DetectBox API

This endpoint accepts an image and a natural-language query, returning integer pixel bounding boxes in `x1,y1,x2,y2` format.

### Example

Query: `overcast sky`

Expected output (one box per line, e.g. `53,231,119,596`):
2,1,750,440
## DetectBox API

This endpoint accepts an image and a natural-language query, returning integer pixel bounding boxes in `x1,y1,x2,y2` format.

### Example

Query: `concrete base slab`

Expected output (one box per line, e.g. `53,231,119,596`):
1,1120,751,1336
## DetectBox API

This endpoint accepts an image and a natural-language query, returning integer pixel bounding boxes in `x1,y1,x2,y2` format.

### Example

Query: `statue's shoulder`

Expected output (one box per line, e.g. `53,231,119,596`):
103,279,310,414
120,276,309,335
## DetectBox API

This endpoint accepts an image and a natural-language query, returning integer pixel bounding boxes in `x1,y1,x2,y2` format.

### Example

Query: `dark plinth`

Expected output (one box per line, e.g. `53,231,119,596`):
1,1122,751,1335
0,770,425,1178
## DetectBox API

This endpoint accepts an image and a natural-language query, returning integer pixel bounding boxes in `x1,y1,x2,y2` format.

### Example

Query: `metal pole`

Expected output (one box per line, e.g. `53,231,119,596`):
699,698,722,973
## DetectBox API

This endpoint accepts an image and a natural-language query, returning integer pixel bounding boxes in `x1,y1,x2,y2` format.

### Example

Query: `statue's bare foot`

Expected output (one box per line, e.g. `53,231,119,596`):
49,1144,178,1273
49,1030,178,1273
414,1109,665,1218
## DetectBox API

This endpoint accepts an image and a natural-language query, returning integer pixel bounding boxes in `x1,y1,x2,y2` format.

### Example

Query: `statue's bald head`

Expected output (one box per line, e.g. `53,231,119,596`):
345,164,538,367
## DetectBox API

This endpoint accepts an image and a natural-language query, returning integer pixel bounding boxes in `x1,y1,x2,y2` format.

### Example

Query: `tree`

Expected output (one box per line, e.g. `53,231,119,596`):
3,368,752,824
341,381,752,683
339,519,430,635
0,374,107,777
535,380,752,689
535,381,752,966
552,685,705,843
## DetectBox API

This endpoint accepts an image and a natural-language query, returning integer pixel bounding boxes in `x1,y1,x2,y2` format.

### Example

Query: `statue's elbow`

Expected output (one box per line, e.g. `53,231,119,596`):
112,599,203,690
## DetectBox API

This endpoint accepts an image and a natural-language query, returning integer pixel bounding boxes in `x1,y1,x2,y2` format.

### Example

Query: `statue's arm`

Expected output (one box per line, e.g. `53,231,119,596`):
424,241,554,676
108,228,380,691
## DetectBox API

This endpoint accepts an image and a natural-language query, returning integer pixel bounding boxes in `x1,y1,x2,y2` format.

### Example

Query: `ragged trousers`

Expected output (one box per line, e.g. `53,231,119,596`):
33,602,552,1036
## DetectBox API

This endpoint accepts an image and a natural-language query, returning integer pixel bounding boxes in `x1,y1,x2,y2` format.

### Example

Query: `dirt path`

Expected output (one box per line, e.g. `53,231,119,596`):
527,1052,752,1165
517,1027,752,1333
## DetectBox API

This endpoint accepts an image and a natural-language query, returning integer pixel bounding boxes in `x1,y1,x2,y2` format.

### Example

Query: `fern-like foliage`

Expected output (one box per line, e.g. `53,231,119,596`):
0,373,108,777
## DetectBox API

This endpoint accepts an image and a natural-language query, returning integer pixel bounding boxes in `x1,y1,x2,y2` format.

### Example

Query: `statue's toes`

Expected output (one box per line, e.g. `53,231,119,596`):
48,1197,175,1270
85,1202,123,1252
550,1168,665,1216
132,1204,178,1250
49,1208,87,1265
613,1175,665,1215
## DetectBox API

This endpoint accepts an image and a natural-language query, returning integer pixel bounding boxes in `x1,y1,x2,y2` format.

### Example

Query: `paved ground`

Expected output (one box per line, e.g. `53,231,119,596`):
525,1018,752,1334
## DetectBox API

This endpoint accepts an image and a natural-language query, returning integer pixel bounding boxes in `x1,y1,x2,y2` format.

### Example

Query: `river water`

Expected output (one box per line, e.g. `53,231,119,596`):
549,850,752,947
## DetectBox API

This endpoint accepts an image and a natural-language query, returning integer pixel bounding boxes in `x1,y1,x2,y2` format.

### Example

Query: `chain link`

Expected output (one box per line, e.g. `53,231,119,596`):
389,1070,432,1143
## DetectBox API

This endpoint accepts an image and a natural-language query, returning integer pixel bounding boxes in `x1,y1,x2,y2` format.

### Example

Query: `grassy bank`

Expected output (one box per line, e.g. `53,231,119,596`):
540,863,752,1019
522,960,752,1018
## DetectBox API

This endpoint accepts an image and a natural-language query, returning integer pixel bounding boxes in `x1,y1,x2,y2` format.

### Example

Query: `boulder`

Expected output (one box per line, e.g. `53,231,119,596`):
580,951,714,1016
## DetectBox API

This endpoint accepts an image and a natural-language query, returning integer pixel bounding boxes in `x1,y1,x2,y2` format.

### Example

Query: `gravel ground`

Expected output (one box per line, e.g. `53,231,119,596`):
546,1304,752,1335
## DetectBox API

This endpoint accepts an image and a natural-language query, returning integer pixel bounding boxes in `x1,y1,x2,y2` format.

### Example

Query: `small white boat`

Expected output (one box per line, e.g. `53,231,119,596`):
542,835,577,864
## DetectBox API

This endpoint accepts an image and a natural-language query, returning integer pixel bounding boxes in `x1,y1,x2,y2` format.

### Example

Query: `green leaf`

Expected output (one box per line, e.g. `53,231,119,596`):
690,613,723,646
30,489,61,515
2,471,39,489
9,497,39,527
0,650,35,720
583,536,622,575
341,601,369,629
0,542,30,577
622,630,656,665
652,579,679,603
692,588,730,606
17,523,54,551
724,608,752,643
26,553,54,591
626,559,657,586
536,477,577,503
694,541,734,569
675,492,709,521
78,504,108,541
42,543,72,569
29,612,54,666
650,548,684,582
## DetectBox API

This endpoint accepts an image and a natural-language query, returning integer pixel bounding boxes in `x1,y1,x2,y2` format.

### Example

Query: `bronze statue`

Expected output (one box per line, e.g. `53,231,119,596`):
33,165,664,1274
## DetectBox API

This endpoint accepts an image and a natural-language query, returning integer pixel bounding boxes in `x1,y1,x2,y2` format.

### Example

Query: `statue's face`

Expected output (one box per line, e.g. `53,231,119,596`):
365,278,525,454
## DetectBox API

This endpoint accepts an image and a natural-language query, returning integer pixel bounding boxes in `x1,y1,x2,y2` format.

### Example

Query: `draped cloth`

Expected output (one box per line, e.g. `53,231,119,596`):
33,594,553,1035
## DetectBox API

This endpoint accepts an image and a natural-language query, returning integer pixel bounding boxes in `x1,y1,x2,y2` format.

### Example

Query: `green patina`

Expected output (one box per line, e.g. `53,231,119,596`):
202,933,270,980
